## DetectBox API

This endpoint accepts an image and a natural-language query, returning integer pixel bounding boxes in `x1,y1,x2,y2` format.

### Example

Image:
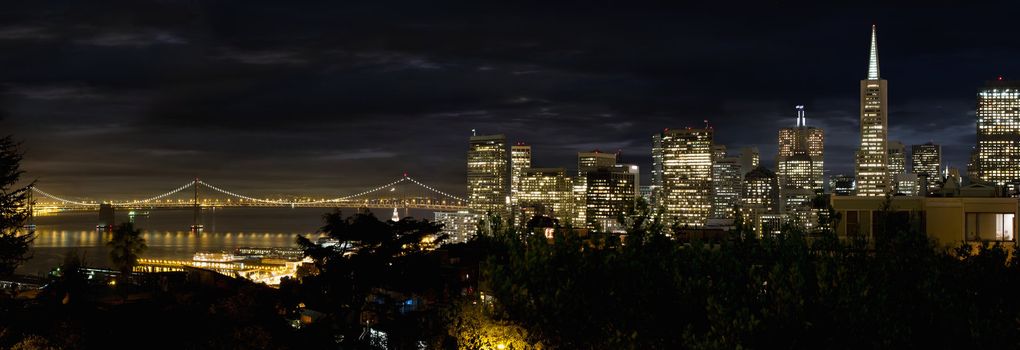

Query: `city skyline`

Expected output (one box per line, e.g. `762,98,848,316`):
2,3,1019,198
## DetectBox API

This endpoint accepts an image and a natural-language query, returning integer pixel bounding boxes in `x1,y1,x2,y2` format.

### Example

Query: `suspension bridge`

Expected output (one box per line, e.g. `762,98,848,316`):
29,175,469,212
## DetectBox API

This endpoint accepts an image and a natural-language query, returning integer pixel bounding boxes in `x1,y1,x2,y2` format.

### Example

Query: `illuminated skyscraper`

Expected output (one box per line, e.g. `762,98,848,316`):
434,211,480,244
855,25,890,196
887,141,906,178
509,143,532,207
573,150,618,226
911,142,942,193
577,151,617,176
711,155,742,220
741,166,782,235
743,167,780,214
777,106,825,192
516,167,573,224
778,107,824,160
467,134,509,217
584,166,637,231
652,134,664,186
777,106,824,229
651,134,665,204
658,128,713,227
976,79,1020,188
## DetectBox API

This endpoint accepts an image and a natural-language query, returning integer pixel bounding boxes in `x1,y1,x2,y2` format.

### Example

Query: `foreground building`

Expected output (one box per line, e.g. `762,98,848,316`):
467,134,509,217
855,25,891,196
976,78,1020,190
831,190,1017,246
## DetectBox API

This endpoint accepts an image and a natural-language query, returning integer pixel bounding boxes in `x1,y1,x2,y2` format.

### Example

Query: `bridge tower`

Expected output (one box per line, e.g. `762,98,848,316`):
24,185,36,231
190,177,203,232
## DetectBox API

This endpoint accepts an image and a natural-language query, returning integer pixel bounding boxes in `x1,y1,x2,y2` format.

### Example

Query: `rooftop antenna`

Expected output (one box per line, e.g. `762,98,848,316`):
795,105,805,127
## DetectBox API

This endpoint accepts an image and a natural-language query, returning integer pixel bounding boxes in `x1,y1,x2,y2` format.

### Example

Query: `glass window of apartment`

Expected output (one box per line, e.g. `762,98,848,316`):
966,213,1015,242
846,210,859,236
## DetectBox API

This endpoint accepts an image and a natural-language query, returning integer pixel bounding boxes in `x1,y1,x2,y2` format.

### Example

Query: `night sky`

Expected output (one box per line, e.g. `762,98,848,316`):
2,2,1018,200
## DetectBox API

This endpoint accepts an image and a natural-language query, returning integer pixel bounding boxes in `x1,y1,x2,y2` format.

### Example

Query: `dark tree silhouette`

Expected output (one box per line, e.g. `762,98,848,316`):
107,223,147,288
479,212,1020,349
293,210,447,347
0,136,34,276
51,249,88,305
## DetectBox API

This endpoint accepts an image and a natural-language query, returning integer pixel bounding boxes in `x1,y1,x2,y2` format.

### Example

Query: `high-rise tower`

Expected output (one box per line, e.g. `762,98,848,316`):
657,128,713,227
777,106,824,230
911,142,942,193
887,141,906,177
468,134,509,217
711,150,742,221
976,78,1020,189
855,25,890,196
777,105,825,192
509,143,532,207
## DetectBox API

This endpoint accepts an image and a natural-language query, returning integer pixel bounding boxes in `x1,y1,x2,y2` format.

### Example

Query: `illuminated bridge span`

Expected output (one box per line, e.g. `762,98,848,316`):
31,175,468,211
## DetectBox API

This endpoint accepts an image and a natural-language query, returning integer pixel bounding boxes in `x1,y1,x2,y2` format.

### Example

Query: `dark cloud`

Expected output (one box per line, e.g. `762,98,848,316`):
1,1,1019,200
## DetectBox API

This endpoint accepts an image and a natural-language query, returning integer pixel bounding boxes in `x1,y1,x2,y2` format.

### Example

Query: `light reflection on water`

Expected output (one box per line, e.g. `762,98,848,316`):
19,207,424,275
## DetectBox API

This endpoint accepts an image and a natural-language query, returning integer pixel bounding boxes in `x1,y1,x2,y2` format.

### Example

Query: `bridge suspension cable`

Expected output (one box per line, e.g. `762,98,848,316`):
32,175,467,207
404,176,467,202
33,181,195,206
110,181,195,206
31,187,99,206
197,177,411,205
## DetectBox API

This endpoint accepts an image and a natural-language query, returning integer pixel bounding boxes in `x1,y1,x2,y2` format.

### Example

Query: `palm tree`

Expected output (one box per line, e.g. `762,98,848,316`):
107,222,147,292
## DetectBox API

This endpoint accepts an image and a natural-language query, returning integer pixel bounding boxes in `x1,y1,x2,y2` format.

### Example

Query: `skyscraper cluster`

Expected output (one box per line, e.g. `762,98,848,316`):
456,25,1020,238
465,134,639,232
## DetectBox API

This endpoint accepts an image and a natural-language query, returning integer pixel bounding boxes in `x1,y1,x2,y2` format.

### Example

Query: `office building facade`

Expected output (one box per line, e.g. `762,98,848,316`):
509,143,532,207
658,128,714,227
855,25,890,196
911,142,942,194
976,79,1020,189
467,134,509,217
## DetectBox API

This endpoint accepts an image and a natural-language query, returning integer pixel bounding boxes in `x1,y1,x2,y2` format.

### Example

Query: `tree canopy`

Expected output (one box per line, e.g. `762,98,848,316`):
0,136,34,276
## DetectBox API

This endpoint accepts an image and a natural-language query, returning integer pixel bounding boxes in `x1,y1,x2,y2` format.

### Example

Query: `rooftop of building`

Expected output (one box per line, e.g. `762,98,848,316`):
469,134,506,141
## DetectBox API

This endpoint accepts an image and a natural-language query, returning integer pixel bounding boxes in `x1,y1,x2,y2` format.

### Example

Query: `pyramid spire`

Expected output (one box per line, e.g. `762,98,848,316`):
867,25,880,80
